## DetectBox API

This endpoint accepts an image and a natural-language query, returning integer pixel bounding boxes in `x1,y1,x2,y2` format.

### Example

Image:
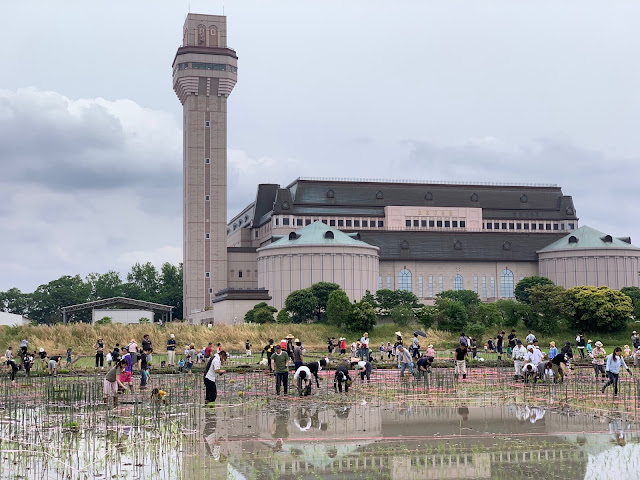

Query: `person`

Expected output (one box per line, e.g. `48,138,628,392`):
487,339,494,352
94,338,104,369
306,358,329,387
526,344,544,368
294,365,312,396
271,345,289,395
204,350,226,403
142,334,153,364
186,344,195,375
394,332,403,359
379,344,385,360
471,338,478,359
261,339,276,372
561,342,574,370
496,331,504,360
484,342,489,354
586,339,593,356
521,363,536,383
623,345,631,358
111,344,121,364
632,331,640,350
293,339,304,369
357,360,372,382
121,350,134,392
334,364,352,393
548,342,558,360
415,355,431,380
541,361,554,383
167,334,176,366
128,339,138,355
48,355,62,376
425,344,436,365
5,359,19,387
4,346,12,361
286,337,295,361
602,347,633,396
411,334,420,360
551,348,571,383
576,333,586,359
280,338,287,350
204,342,213,360
197,348,204,364
104,360,127,406
339,338,347,355
525,331,536,345
512,340,527,380
397,345,413,377
385,342,393,359
66,348,72,368
350,342,358,358
454,342,468,380
23,352,33,376
327,337,333,354
138,348,151,389
360,332,370,361
633,346,640,369
20,339,28,360
150,388,167,404
591,341,607,380
508,330,517,354
245,339,252,357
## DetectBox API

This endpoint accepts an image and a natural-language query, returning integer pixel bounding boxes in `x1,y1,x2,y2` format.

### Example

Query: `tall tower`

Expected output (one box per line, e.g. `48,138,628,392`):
173,14,238,317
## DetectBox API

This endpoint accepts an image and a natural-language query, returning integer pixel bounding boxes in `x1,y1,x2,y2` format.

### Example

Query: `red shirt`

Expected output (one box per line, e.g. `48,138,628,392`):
340,340,346,350
204,346,212,357
280,339,287,349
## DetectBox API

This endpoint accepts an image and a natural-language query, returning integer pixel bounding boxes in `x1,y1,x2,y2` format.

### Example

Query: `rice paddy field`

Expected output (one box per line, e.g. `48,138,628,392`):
1,357,639,479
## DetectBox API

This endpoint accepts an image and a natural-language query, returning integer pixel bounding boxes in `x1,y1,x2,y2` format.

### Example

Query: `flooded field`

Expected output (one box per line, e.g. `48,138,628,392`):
1,370,639,479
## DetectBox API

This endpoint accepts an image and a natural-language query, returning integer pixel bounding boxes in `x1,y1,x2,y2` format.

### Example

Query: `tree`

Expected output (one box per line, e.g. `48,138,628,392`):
326,290,352,327
526,284,571,334
621,286,640,319
436,290,480,309
245,302,277,323
284,289,318,323
138,317,150,323
86,270,123,300
361,290,377,309
276,309,291,324
514,276,554,305
309,282,341,321
348,300,376,332
495,299,531,327
472,302,501,327
30,275,91,324
566,286,632,332
434,298,468,332
0,287,33,316
157,263,183,319
415,305,436,330
95,316,112,325
390,305,415,326
375,289,419,312
126,262,160,301
253,307,277,324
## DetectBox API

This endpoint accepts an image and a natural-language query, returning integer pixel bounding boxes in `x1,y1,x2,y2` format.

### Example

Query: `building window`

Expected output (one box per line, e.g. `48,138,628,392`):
444,221,450,227
490,276,495,297
553,224,559,230
378,276,383,290
523,223,529,230
545,224,551,230
238,271,243,278
205,272,210,278
255,230,259,238
460,221,466,228
421,220,427,227
516,223,522,230
322,219,327,224
429,220,435,227
494,222,499,229
418,276,423,298
283,218,290,226
209,288,213,294
362,220,368,227
205,233,210,239
398,269,412,292
413,220,419,227
453,274,463,291
387,275,392,289
531,223,537,230
437,220,443,227
439,275,444,293
329,220,336,226
482,276,487,298
378,221,384,228
569,223,575,229
473,275,478,294
509,223,515,230
305,219,311,226
205,158,210,164
486,223,492,230
275,217,279,226
500,269,514,298
205,195,210,201
452,220,458,228
338,220,344,227
354,220,360,227
502,223,507,230
346,220,352,227
296,219,303,226
205,121,210,127
405,220,411,227
428,275,433,297
560,224,564,230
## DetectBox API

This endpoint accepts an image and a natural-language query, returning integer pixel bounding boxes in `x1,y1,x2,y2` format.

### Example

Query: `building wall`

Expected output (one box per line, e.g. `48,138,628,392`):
378,260,539,301
227,250,259,290
0,312,29,327
92,309,153,325
539,248,640,289
258,245,380,310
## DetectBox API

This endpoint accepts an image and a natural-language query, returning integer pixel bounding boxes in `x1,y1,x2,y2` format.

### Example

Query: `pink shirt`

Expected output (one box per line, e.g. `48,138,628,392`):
426,347,436,358
129,342,137,353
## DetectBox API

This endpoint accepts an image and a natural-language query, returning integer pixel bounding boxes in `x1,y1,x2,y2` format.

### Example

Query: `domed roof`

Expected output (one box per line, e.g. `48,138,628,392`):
257,221,378,251
538,225,639,252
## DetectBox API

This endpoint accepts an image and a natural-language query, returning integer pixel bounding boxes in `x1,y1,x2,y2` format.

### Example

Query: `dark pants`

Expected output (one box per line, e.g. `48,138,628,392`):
593,364,606,378
294,361,303,370
276,372,288,395
204,378,217,403
360,365,371,381
578,347,585,359
334,374,349,392
266,354,273,372
95,353,104,367
604,372,620,395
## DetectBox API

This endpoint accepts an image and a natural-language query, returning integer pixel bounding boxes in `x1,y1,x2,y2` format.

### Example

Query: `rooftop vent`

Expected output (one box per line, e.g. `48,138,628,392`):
326,189,335,199
400,240,409,250
618,237,632,244
425,192,433,201
602,235,613,243
454,240,462,250
568,236,578,244
288,232,298,240
324,231,334,239
520,194,528,203
470,193,479,202
376,190,384,200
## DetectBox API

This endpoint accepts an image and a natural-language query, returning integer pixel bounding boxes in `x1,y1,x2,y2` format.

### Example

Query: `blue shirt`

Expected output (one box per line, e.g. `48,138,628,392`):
548,347,558,359
606,354,628,374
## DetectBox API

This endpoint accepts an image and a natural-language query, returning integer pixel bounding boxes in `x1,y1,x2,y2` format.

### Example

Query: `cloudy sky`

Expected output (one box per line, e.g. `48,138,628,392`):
1,0,639,293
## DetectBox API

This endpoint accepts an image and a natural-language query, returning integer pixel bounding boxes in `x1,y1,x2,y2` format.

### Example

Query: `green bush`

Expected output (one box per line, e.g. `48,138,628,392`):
95,316,112,326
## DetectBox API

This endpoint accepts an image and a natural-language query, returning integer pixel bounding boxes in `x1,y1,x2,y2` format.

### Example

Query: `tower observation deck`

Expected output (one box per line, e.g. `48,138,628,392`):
172,14,238,317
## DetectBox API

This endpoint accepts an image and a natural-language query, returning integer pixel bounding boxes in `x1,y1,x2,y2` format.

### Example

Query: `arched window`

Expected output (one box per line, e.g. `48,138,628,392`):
398,269,412,292
453,274,463,291
500,269,514,298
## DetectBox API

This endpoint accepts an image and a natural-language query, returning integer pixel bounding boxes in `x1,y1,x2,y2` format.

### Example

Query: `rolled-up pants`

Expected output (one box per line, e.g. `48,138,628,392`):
514,360,523,376
167,350,176,366
455,360,466,377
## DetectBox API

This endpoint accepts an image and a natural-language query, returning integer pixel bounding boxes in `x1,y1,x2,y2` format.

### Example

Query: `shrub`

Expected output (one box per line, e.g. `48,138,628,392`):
389,305,415,326
95,316,112,326
276,309,291,324
138,317,150,323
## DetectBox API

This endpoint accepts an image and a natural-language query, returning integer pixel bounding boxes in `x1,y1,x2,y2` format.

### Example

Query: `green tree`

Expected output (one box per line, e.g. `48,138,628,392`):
284,289,318,323
434,298,468,332
0,287,33,316
526,284,571,334
514,276,554,305
621,286,640,319
566,285,633,332
253,307,277,324
472,302,501,327
157,263,183,319
30,275,91,324
415,305,436,330
348,300,377,332
495,299,531,327
95,316,112,325
326,290,352,327
436,290,480,309
309,282,341,321
361,290,377,309
125,262,160,301
138,317,150,323
276,309,291,324
390,305,415,326
245,302,277,323
86,270,124,300
375,289,419,312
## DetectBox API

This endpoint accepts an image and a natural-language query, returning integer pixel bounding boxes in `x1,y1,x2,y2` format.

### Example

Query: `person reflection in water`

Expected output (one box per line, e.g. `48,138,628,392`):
457,406,469,421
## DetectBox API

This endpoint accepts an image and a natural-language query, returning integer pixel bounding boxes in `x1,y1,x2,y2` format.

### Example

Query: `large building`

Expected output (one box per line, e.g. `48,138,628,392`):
175,15,639,323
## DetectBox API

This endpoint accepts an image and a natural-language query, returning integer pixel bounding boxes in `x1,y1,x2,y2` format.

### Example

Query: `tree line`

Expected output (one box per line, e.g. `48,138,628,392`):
0,262,183,324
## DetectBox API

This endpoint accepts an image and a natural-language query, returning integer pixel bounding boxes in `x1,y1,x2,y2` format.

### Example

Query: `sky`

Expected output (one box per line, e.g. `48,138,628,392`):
1,0,639,293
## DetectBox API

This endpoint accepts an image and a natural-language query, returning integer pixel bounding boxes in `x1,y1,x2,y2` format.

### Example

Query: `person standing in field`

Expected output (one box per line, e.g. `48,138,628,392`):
95,338,104,369
245,339,252,357
261,339,275,372
397,345,413,377
602,347,633,396
590,341,607,380
47,355,62,376
121,350,134,392
23,352,33,376
454,342,468,380
167,334,176,366
496,331,505,361
360,332,370,361
38,348,47,370
204,350,226,403
142,334,153,364
293,339,304,370
339,338,347,355
104,360,127,406
512,340,527,380
271,345,290,395
5,360,19,387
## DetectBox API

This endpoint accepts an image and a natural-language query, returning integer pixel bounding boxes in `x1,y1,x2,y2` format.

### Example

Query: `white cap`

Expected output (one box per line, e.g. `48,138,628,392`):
170,334,175,338
39,347,44,352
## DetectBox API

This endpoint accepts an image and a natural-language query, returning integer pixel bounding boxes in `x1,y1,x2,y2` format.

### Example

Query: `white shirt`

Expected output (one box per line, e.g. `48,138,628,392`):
526,348,544,366
205,354,221,382
294,366,311,381
513,345,527,361
357,361,368,369
361,337,369,348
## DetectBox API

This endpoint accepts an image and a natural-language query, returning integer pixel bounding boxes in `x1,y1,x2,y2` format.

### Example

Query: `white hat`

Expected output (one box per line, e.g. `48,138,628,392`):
39,347,44,352
170,334,175,338
294,338,300,343
395,331,402,336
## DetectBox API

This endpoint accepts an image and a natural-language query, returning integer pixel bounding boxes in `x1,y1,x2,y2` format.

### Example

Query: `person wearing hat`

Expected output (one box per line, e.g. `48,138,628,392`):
306,358,329,387
576,333,586,359
37,347,47,371
586,339,593,356
393,332,403,359
167,334,176,366
271,344,290,395
95,338,105,369
560,341,574,370
512,340,527,380
293,339,304,370
590,341,607,380
360,332,370,362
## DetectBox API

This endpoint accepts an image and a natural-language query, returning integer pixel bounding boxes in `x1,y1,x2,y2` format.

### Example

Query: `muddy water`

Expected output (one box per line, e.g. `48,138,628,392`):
1,375,639,479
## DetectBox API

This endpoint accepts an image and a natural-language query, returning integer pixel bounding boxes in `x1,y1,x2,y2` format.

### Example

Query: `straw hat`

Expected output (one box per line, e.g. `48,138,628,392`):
427,344,433,348
286,334,294,339
595,341,603,347
587,339,592,343
395,331,402,336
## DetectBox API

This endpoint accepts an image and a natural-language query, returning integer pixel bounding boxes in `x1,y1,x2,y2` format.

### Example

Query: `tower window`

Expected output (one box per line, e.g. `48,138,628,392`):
205,195,210,201
205,272,210,278
238,271,243,278
205,158,210,164
205,121,210,127
209,288,213,294
283,218,290,225
205,233,210,239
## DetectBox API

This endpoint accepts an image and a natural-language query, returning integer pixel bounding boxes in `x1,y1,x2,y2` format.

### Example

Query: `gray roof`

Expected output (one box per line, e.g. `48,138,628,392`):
358,231,566,262
538,225,638,252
